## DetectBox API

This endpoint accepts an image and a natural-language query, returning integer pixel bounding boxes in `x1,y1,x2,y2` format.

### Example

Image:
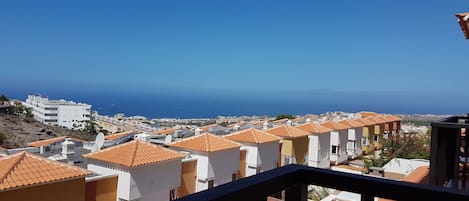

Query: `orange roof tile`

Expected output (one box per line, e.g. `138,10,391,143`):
104,131,133,140
295,123,333,134
157,128,178,135
0,147,5,151
403,166,429,184
266,125,310,139
320,121,350,130
357,111,379,117
169,133,241,152
386,115,401,121
28,136,85,147
201,124,217,131
338,119,365,128
369,116,387,124
272,118,290,124
363,117,379,125
354,118,376,126
85,140,185,167
224,128,281,144
253,121,267,125
0,152,90,191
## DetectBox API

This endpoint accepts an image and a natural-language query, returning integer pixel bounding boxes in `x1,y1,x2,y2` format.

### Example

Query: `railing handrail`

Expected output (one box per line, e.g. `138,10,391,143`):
175,164,469,201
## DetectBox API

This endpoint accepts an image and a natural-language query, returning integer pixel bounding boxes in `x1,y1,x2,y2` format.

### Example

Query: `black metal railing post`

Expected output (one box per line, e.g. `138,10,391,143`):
284,183,307,201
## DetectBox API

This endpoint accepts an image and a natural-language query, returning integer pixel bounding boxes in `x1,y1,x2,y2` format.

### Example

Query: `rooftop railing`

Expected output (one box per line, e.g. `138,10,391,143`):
175,164,469,201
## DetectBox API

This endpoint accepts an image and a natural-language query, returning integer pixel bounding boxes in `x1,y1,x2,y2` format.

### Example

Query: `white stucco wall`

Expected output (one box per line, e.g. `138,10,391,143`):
347,128,363,159
88,159,182,201
330,130,348,165
129,159,182,201
88,162,132,201
256,141,280,174
308,133,330,168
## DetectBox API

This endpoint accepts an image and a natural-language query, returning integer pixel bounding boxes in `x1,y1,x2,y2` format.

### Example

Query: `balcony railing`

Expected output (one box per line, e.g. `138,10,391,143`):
175,164,469,201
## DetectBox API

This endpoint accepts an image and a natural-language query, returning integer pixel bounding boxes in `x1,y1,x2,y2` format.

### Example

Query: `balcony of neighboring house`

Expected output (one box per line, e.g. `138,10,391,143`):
174,164,469,201
430,114,469,191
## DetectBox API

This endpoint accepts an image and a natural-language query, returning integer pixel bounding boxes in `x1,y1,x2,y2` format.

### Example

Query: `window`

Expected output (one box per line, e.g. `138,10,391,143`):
347,140,356,150
383,132,389,139
208,180,214,188
331,145,338,154
373,134,379,142
362,138,369,146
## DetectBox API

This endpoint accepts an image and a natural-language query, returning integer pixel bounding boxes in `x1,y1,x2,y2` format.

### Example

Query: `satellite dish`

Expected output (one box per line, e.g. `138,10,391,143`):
95,133,105,150
164,135,172,144
90,144,98,152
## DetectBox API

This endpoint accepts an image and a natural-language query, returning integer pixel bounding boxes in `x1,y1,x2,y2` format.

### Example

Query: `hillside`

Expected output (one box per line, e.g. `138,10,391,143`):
0,114,95,148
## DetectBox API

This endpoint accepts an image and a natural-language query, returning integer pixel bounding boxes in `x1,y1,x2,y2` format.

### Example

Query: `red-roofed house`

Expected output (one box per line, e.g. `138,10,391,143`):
85,140,185,201
224,128,281,177
169,133,241,192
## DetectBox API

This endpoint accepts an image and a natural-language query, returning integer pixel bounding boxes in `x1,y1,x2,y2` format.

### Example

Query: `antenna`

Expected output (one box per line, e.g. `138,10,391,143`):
95,133,105,151
165,135,172,144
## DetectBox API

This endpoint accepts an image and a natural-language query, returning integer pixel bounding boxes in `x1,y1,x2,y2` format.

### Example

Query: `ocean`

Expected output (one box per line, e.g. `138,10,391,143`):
3,88,467,118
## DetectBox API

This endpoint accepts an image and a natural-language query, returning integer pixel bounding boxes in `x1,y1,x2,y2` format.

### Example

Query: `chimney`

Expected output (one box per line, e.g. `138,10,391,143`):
61,138,75,165
286,120,292,126
233,124,240,131
195,127,202,135
263,122,269,130
306,118,311,123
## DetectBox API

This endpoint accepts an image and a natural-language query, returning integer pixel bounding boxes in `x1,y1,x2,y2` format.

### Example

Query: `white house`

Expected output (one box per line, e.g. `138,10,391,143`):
168,133,241,192
224,128,281,177
320,121,351,165
22,94,91,129
85,140,186,201
295,123,333,169
338,119,364,159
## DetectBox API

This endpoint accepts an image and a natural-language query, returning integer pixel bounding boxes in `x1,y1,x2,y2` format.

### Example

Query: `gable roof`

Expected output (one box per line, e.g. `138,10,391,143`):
357,111,379,118
224,128,281,144
385,115,401,121
266,125,310,139
354,118,376,126
200,124,217,131
403,166,429,184
320,121,350,130
295,123,333,134
169,133,241,152
368,116,387,124
28,136,85,147
157,127,179,135
84,140,185,167
104,131,134,141
338,119,365,128
0,152,90,191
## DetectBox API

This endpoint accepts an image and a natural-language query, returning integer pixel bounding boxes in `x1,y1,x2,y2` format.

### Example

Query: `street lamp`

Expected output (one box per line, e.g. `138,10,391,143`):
456,12,469,39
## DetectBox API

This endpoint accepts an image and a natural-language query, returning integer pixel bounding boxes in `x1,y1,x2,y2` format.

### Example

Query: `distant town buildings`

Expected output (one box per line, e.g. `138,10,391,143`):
22,94,91,129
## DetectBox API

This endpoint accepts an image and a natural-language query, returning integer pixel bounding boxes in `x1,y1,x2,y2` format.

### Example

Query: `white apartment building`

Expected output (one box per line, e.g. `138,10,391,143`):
22,94,91,129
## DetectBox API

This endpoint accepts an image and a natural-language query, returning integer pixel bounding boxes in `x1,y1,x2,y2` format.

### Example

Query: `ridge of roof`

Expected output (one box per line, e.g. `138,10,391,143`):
104,131,134,140
84,140,185,167
338,119,365,128
224,128,281,144
266,125,310,139
169,133,242,152
320,121,350,130
0,152,90,191
295,123,333,134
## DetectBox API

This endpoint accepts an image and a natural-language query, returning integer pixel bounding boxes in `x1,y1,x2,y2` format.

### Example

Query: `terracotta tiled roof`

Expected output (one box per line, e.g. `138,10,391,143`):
272,118,289,124
253,121,267,125
363,117,379,125
338,119,365,128
157,128,178,135
201,124,217,131
369,116,387,124
0,147,5,151
320,121,350,130
224,128,281,144
354,118,376,126
266,125,310,139
403,166,429,184
386,115,401,121
357,111,379,118
169,133,241,152
104,131,133,140
0,152,90,191
28,136,85,147
85,140,185,167
295,123,333,134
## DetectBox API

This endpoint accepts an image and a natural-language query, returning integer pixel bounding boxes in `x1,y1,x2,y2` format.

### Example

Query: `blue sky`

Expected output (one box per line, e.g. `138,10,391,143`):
1,1,468,97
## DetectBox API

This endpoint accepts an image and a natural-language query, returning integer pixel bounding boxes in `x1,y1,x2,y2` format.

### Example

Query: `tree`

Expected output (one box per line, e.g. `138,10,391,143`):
0,94,9,103
83,121,98,135
275,114,295,121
